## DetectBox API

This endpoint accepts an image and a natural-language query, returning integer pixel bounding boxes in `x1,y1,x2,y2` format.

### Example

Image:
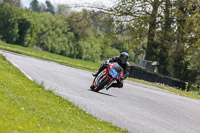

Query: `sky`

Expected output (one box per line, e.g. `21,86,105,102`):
21,0,116,9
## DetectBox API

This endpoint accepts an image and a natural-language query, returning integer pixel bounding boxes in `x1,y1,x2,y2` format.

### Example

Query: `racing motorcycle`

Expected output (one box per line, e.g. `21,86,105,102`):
90,63,124,92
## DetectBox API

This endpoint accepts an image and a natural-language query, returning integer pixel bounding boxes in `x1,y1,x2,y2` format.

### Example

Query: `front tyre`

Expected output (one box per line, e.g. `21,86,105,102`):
90,85,95,90
94,77,110,92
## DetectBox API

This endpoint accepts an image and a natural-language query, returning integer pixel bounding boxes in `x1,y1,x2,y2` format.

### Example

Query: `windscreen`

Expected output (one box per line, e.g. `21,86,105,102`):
112,63,123,73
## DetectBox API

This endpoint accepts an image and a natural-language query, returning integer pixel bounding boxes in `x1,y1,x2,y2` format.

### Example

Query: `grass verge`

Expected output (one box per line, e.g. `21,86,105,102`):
0,41,101,72
0,55,127,133
128,78,200,100
0,41,199,100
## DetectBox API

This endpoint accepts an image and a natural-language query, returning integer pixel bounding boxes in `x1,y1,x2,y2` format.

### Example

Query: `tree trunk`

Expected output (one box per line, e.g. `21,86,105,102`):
145,0,160,61
158,0,172,75
172,1,188,80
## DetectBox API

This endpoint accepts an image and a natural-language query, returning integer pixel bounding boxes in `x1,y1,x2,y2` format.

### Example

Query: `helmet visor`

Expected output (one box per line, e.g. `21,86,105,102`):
121,57,128,64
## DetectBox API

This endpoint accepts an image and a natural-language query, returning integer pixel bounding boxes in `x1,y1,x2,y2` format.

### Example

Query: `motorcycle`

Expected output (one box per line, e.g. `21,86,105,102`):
90,63,124,92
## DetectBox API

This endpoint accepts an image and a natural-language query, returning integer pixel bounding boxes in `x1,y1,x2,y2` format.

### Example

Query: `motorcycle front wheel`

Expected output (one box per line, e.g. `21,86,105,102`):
90,85,95,90
94,77,110,92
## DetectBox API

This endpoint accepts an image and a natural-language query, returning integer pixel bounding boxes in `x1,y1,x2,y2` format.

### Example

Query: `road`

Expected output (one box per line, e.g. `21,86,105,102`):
1,50,200,133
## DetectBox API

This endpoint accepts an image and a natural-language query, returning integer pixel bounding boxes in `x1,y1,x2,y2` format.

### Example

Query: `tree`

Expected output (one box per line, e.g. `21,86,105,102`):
45,0,55,15
39,3,46,12
29,0,41,12
0,3,19,43
144,0,164,61
3,0,21,7
108,0,200,84
158,0,173,75
186,44,200,90
57,4,71,16
110,0,164,61
78,37,102,61
36,13,75,56
16,18,31,46
166,0,200,81
66,10,93,41
183,0,200,89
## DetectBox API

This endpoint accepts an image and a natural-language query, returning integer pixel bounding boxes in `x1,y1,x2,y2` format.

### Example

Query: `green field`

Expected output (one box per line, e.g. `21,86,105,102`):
0,54,127,133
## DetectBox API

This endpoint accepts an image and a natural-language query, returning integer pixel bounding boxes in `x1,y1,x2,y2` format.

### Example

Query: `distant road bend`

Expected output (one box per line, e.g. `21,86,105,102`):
1,50,200,133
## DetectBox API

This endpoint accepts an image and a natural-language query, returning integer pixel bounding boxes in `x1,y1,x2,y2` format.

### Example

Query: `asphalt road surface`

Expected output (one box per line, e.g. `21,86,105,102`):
1,50,200,133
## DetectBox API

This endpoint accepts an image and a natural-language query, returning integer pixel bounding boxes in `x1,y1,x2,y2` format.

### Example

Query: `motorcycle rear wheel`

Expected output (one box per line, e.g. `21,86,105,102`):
94,77,110,92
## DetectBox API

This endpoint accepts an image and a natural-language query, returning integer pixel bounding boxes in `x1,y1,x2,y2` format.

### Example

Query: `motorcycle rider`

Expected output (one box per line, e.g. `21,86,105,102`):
92,52,130,90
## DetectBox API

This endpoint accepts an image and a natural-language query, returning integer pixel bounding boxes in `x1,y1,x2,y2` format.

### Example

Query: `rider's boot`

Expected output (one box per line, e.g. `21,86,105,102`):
106,86,112,90
92,65,106,77
92,71,100,77
106,82,123,90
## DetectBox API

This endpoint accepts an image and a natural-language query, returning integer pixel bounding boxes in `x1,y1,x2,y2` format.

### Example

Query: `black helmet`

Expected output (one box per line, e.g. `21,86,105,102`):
120,52,129,64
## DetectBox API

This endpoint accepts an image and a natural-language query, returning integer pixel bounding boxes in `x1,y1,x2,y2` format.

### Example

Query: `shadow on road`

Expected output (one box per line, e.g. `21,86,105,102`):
88,89,116,97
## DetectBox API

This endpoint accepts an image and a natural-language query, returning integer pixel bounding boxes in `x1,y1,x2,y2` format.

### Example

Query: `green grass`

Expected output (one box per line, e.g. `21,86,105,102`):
128,78,200,100
0,41,199,100
0,55,127,133
0,41,101,72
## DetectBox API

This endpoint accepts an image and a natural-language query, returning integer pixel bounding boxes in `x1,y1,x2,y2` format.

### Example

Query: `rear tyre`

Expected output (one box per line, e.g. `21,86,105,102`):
94,77,110,92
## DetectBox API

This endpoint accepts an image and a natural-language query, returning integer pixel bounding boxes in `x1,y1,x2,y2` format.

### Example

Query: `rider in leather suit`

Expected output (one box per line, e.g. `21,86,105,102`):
92,52,130,89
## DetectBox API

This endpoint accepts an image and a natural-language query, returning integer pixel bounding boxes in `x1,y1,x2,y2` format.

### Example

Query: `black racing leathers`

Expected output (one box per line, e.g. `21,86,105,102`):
106,56,130,80
95,56,130,89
